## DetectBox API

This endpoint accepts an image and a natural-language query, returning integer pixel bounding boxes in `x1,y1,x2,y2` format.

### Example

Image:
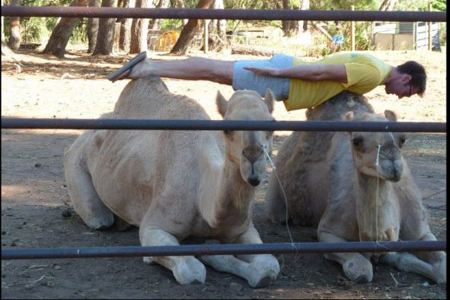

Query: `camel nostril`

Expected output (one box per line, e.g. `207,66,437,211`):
247,176,260,186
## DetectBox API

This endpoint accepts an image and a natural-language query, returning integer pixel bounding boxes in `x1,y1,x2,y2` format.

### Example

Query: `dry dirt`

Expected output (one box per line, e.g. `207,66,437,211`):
1,47,447,299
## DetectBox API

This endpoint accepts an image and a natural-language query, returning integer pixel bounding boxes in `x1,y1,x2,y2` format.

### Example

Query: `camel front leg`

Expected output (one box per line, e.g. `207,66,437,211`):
235,224,280,287
199,225,280,288
139,227,206,285
319,231,374,283
381,232,446,284
379,252,445,283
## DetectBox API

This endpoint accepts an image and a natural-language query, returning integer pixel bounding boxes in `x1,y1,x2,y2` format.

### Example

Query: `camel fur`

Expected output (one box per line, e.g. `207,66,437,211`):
64,77,280,287
266,91,446,284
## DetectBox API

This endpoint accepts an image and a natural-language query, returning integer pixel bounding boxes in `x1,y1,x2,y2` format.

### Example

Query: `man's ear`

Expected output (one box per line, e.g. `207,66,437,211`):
401,73,412,84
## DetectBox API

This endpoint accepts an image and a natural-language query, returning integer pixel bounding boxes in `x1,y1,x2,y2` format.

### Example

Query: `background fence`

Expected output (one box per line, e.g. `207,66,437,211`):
1,7,447,259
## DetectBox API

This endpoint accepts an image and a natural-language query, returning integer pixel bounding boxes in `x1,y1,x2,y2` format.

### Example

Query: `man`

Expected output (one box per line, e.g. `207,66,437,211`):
107,51,426,111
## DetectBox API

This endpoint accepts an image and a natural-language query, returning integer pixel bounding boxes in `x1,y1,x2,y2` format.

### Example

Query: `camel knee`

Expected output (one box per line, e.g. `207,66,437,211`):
325,253,373,283
173,256,206,285
246,254,280,288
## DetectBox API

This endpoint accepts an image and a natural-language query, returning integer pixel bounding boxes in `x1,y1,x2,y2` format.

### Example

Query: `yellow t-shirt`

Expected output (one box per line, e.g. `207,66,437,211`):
284,52,392,111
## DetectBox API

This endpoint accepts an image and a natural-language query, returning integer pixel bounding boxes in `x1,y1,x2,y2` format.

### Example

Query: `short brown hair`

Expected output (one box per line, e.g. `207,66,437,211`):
396,61,426,96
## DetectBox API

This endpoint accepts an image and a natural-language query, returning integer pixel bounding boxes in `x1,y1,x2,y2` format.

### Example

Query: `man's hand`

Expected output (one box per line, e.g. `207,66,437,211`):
244,64,348,83
244,67,280,77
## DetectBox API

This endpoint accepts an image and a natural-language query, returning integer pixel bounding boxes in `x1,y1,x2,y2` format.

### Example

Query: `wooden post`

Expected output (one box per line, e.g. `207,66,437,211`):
428,2,432,51
351,5,355,51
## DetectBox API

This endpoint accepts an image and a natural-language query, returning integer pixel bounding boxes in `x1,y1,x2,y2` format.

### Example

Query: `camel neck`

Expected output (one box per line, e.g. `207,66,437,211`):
355,174,397,241
197,157,255,232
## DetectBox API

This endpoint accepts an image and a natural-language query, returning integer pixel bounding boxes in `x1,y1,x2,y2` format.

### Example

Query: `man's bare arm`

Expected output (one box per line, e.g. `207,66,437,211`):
244,64,348,83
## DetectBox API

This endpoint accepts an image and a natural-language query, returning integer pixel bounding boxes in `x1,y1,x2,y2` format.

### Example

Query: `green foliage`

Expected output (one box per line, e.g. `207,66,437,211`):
159,19,184,30
431,0,446,11
3,0,87,44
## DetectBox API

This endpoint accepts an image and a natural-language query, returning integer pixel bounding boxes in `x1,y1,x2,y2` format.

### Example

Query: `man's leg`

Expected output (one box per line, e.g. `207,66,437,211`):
109,52,234,85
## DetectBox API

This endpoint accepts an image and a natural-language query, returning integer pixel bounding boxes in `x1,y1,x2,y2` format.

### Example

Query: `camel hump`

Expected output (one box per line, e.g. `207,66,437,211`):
306,91,374,121
113,77,209,120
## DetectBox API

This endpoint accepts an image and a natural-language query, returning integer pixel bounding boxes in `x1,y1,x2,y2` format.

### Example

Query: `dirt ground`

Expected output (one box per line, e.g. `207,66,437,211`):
1,48,447,299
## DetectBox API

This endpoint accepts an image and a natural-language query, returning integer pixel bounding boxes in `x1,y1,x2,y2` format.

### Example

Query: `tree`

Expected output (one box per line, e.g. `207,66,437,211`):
378,0,397,11
170,0,214,55
87,0,101,53
118,0,135,51
92,0,117,55
8,0,21,50
42,0,88,57
129,0,150,53
149,0,170,31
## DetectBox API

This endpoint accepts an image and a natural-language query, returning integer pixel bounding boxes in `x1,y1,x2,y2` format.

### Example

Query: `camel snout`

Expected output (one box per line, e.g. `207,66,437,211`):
247,174,261,186
379,159,403,182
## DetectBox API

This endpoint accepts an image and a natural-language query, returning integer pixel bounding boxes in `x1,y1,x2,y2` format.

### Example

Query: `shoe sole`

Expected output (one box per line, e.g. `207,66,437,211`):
107,51,147,82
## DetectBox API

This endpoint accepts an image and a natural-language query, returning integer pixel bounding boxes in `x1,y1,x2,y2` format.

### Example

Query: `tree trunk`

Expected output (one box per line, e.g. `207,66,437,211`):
43,0,88,58
129,0,150,54
8,0,21,50
299,0,309,32
1,0,5,44
119,0,135,51
379,0,397,11
170,0,214,55
87,0,101,53
281,0,299,37
93,0,117,55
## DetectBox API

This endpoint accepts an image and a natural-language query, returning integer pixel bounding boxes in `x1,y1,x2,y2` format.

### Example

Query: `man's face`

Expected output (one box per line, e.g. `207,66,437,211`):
385,74,415,99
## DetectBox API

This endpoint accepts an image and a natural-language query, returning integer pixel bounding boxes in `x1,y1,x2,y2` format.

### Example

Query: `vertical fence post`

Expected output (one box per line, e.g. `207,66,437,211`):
351,5,355,51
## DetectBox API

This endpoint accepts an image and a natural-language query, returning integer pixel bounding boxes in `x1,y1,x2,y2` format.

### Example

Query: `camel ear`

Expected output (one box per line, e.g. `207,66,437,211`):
264,89,274,113
384,110,397,122
344,111,354,120
216,91,228,117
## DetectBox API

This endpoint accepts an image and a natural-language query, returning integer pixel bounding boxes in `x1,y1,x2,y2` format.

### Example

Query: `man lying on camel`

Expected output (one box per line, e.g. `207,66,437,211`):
107,51,426,111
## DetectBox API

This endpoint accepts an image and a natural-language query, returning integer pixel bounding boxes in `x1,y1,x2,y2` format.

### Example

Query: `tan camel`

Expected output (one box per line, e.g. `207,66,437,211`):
266,91,446,284
64,77,280,287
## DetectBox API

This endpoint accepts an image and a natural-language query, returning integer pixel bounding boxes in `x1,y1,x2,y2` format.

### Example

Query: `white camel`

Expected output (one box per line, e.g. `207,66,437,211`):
266,91,446,284
64,76,280,287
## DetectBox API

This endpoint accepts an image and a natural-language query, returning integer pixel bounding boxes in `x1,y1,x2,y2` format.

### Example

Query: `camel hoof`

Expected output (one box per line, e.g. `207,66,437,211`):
173,257,206,285
343,258,373,283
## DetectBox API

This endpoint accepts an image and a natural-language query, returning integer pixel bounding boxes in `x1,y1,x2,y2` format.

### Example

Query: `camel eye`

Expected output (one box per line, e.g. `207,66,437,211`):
352,136,364,148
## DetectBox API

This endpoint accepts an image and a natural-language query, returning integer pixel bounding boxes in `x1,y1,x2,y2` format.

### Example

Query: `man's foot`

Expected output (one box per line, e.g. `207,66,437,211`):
107,51,147,82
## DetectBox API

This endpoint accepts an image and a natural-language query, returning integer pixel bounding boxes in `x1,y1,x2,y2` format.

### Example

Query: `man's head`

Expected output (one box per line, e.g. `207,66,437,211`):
384,61,426,99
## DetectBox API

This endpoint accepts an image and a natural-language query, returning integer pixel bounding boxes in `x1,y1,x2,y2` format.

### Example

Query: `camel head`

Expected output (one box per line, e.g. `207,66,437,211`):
344,110,407,182
216,89,275,187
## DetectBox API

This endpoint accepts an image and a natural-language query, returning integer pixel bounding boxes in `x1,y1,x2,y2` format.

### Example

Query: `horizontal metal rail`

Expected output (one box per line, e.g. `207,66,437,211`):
1,118,446,132
0,7,446,22
2,241,446,260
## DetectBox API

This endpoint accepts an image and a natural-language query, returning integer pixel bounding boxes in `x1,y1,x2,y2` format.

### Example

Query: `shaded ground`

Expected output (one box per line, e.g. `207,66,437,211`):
1,48,447,299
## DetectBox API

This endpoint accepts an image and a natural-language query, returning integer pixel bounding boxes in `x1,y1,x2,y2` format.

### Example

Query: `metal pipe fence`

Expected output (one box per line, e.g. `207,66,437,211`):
0,7,446,260
2,241,446,260
1,118,447,132
1,7,446,22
